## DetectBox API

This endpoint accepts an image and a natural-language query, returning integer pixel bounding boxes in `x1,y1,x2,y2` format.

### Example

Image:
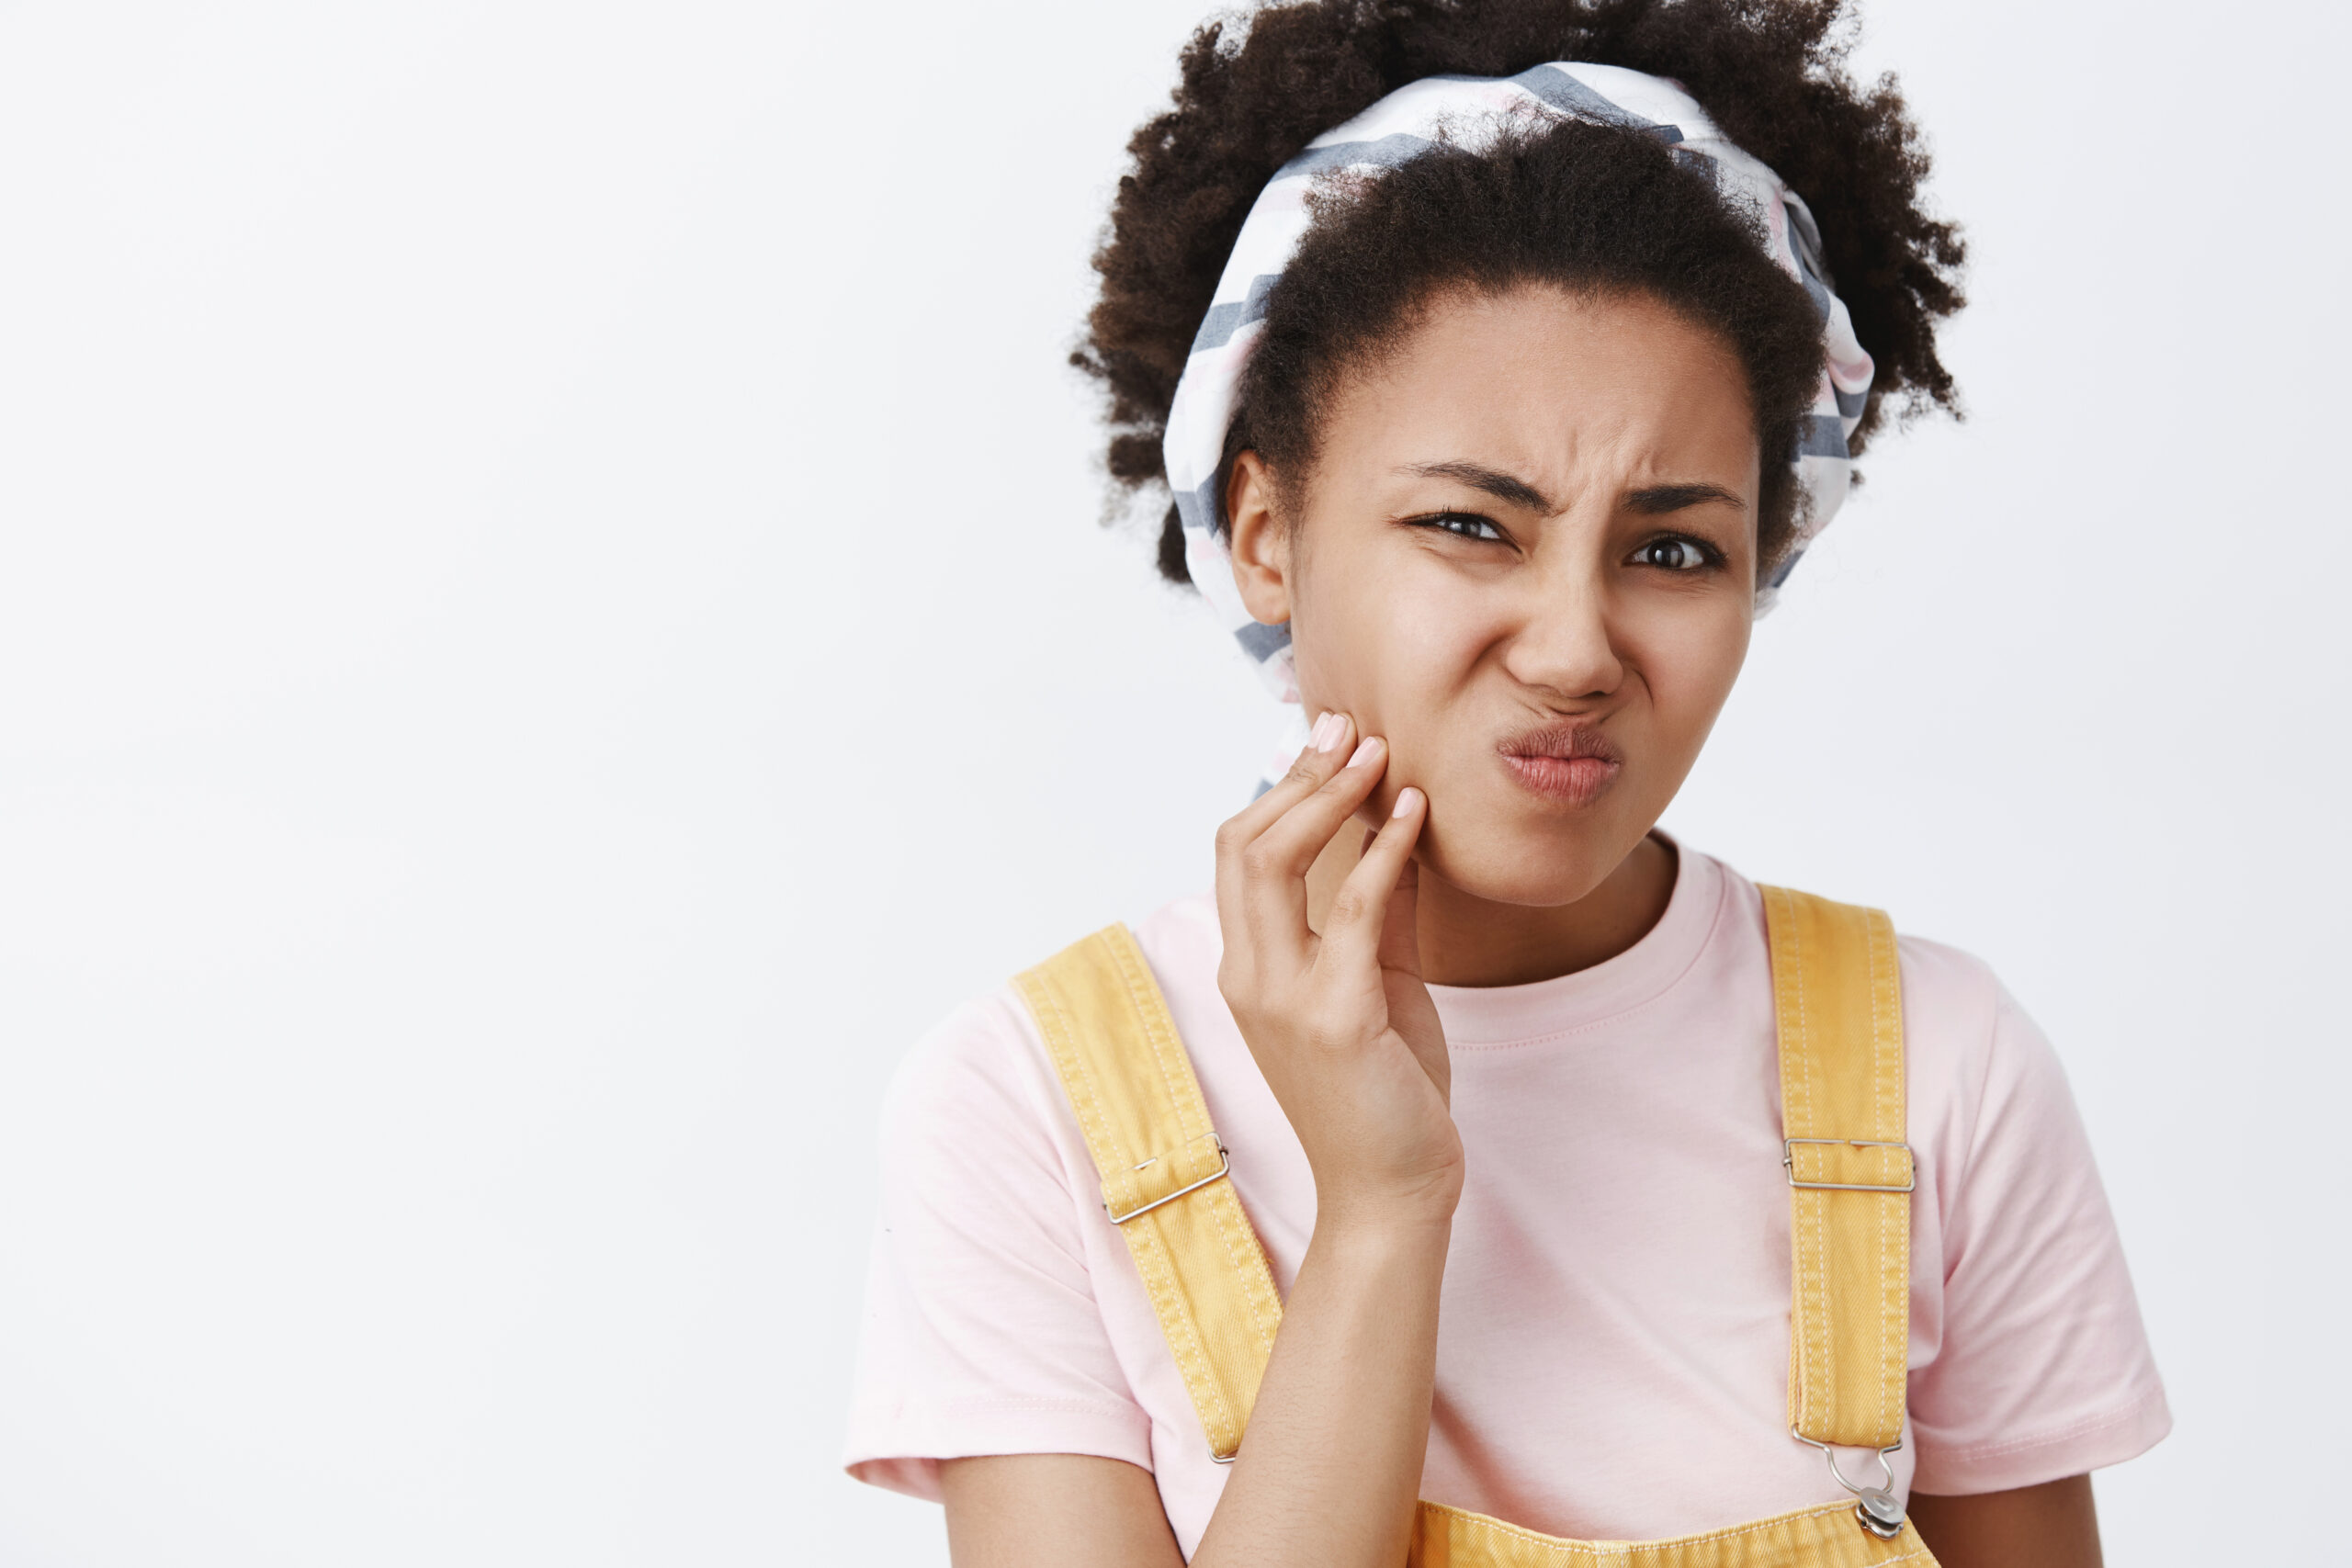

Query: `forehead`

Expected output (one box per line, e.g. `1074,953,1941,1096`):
1314,284,1759,500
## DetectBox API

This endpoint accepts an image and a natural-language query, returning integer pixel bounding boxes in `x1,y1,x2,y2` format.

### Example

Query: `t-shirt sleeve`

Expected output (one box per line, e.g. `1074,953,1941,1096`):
842,991,1154,1500
1906,967,2171,1494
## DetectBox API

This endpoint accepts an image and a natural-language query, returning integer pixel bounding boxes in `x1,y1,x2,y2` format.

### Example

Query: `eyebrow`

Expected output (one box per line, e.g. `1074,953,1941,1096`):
1402,462,1747,517
1401,460,1551,512
1626,482,1747,514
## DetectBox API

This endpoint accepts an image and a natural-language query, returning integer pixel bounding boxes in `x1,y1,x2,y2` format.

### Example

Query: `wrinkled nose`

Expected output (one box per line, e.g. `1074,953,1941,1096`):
1499,567,1624,704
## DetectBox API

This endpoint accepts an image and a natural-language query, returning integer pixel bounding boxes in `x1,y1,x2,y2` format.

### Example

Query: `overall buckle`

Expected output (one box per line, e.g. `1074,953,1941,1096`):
1792,1432,1907,1540
1782,1137,1915,1193
1103,1140,1231,1224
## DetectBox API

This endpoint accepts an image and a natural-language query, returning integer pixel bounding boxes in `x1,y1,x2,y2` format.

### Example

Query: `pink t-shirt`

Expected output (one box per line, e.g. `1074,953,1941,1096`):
844,849,2168,1552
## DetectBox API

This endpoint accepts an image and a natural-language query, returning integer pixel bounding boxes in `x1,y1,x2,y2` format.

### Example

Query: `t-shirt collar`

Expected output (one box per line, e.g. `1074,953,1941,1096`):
1424,833,1725,1047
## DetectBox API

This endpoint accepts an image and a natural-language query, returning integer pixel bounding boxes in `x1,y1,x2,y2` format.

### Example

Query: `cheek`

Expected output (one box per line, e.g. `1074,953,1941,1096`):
1626,596,1751,748
1289,547,1499,727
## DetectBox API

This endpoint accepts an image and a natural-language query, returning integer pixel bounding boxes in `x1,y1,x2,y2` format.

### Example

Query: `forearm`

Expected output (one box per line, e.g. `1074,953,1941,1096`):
1190,1209,1450,1568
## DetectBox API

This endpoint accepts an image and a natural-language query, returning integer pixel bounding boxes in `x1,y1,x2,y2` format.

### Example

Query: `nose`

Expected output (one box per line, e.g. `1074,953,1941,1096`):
1498,559,1624,704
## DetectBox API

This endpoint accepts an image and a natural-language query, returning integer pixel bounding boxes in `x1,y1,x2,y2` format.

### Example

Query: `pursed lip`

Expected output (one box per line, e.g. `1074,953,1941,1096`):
1497,719,1624,807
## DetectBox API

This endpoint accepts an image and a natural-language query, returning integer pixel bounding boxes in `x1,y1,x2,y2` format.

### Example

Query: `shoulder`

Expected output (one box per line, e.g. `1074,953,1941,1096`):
1712,856,2029,1050
1711,857,2010,1032
877,896,1226,1186
1704,857,2064,1149
1129,892,1225,1015
1894,932,2014,1085
870,987,1077,1244
878,987,1053,1156
1894,931,2008,1041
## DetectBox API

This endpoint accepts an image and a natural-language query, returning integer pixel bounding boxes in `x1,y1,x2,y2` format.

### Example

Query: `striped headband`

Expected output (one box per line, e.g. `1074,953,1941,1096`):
1164,62,1876,731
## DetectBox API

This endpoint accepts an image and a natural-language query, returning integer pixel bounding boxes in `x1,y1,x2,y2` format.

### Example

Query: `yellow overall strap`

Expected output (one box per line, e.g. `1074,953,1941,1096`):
1758,886,1914,1455
1013,925,1283,1461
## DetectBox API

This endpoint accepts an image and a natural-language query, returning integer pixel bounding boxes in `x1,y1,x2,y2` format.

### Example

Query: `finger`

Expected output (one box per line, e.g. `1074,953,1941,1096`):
1240,710,1359,837
1318,784,1426,978
1248,732,1391,888
1375,832,1422,979
1214,710,1356,956
1235,732,1392,960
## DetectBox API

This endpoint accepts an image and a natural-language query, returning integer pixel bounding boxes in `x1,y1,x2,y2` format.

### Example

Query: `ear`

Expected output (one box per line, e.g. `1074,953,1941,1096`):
1224,450,1295,626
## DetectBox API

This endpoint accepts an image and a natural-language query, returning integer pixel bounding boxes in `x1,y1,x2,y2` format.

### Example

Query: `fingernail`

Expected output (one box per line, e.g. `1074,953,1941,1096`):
1313,712,1345,752
1393,786,1421,818
1347,736,1382,769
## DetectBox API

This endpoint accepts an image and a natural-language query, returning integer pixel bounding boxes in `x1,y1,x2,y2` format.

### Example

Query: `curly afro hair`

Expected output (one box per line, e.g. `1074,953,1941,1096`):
1072,0,1966,588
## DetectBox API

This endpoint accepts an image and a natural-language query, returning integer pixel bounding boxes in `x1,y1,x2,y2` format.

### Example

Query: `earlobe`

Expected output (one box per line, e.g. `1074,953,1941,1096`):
1224,451,1295,626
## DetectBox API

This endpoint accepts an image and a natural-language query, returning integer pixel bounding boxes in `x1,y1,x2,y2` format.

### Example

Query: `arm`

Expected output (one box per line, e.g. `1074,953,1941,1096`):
940,1456,1184,1568
1908,1474,2101,1568
942,714,1457,1568
938,1214,1443,1568
936,1205,1447,1568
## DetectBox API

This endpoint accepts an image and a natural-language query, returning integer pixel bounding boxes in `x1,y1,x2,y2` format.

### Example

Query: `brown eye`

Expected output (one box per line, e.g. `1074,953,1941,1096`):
1429,513,1505,542
1635,537,1710,570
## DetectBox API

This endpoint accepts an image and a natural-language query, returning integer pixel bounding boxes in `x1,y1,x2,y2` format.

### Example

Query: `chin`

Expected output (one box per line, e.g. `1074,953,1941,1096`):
1416,817,1628,908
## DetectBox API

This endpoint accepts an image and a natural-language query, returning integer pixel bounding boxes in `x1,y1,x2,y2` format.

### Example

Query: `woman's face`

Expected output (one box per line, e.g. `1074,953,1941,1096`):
1227,284,1760,908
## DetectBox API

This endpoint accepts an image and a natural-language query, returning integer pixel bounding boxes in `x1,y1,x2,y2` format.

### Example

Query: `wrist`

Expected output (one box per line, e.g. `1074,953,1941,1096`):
1313,1159,1463,1240
1309,1192,1456,1261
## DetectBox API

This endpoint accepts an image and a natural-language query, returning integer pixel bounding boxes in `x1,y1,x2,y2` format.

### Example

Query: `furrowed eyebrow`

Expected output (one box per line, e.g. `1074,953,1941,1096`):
1401,460,1551,512
1626,482,1747,514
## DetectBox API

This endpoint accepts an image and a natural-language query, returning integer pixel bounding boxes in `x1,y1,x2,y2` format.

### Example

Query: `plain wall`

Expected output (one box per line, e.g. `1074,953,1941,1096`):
0,2,2342,1562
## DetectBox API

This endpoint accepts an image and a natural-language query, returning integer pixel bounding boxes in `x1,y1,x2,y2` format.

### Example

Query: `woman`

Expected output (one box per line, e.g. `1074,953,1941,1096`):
845,3,2168,1564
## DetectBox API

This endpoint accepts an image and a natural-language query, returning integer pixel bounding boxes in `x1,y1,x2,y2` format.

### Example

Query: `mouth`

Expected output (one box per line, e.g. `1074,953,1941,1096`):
1497,720,1624,807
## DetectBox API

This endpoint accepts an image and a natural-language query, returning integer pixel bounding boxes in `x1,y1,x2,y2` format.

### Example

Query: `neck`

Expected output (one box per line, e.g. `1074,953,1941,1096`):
1306,829,1678,988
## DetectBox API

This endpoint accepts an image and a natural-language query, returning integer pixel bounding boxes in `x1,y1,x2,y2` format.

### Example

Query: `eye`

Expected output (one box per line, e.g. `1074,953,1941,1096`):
1420,512,1506,543
1631,536,1720,572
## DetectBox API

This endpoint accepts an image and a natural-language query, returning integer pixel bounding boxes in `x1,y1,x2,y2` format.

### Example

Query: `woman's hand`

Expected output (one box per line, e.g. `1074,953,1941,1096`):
944,714,1457,1568
1214,712,1462,1232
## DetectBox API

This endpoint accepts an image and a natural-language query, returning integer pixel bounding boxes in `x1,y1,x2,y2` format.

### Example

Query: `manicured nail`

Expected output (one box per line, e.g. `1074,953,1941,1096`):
1313,711,1345,752
1392,786,1422,818
1347,736,1382,769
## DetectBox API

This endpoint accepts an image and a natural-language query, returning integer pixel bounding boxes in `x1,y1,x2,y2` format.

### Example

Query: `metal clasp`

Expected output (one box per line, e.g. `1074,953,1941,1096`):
1104,1141,1231,1225
1792,1432,1906,1540
1783,1137,1915,1194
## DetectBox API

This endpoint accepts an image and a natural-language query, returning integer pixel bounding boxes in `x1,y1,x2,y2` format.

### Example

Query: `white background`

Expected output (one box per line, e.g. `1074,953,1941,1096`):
0,1,2342,1562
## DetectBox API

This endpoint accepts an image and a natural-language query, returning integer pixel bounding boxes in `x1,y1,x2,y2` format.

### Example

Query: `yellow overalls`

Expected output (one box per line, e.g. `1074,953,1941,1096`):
1013,887,1939,1567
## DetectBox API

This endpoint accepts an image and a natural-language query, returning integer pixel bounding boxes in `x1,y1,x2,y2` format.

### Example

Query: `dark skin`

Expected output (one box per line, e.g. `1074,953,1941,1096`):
944,286,2104,1565
1910,1480,2104,1565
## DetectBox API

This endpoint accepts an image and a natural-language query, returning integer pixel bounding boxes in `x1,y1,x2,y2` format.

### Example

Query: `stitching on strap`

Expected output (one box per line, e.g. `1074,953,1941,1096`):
1769,888,1913,1451
1779,887,1832,1438
1016,942,1240,1453
1102,931,1283,1358
1868,908,1904,1447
